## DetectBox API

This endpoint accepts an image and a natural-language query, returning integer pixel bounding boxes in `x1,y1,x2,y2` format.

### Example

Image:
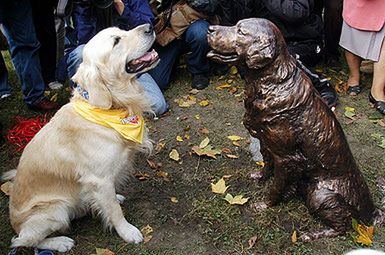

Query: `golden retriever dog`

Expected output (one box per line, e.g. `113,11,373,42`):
3,24,159,252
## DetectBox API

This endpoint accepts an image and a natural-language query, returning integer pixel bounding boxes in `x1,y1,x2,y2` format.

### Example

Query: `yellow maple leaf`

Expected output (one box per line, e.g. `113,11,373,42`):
199,100,209,107
211,178,229,194
199,137,210,148
169,149,180,161
230,66,238,75
195,114,200,120
216,83,232,90
176,135,183,142
224,193,249,205
227,135,243,141
355,224,374,246
255,161,265,167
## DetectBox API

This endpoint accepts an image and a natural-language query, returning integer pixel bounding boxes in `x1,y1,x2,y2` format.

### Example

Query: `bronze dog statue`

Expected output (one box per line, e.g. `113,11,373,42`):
207,18,384,240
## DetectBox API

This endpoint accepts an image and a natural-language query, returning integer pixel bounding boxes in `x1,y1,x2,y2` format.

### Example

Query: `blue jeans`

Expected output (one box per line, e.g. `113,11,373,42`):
67,44,168,116
148,19,210,90
0,0,46,105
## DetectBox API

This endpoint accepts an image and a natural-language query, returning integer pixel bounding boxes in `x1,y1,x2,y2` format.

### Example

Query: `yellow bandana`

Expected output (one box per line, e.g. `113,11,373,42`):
73,100,144,143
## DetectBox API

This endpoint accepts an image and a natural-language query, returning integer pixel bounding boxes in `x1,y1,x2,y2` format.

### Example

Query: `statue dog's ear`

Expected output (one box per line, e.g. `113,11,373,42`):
245,40,276,69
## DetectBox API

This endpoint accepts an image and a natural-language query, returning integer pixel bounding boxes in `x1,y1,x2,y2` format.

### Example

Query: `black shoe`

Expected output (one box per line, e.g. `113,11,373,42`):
369,93,385,115
192,74,209,90
315,79,338,108
28,97,60,111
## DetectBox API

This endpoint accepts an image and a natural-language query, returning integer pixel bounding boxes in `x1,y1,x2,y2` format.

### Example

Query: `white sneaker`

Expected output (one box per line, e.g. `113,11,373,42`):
0,93,11,99
48,81,64,90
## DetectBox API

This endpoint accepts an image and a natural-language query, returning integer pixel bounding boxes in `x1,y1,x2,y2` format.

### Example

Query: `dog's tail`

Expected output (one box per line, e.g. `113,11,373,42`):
2,169,17,181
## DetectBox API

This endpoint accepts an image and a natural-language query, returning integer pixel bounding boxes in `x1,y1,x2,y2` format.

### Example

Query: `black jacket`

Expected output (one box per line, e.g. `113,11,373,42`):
219,0,323,43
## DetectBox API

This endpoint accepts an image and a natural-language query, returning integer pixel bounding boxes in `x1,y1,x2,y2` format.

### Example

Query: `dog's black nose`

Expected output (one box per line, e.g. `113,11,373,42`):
144,24,153,35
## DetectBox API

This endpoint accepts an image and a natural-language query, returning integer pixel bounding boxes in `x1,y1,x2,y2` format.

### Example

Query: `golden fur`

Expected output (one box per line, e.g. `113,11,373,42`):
4,25,158,252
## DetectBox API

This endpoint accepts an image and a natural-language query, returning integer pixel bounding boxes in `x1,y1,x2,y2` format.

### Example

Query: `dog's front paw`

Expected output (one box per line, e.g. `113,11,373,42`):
250,201,268,212
118,225,144,244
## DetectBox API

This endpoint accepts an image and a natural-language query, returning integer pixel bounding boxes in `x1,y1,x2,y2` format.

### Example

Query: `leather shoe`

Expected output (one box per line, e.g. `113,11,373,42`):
192,73,209,90
28,97,60,111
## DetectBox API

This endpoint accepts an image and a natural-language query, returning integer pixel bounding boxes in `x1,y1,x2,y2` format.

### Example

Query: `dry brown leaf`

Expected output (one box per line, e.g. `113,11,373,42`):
192,145,221,159
247,235,258,250
156,171,170,181
378,119,385,127
140,225,154,244
146,159,157,169
1,181,13,196
92,248,115,255
155,139,166,154
135,172,149,181
169,149,180,161
199,127,209,134
222,148,232,154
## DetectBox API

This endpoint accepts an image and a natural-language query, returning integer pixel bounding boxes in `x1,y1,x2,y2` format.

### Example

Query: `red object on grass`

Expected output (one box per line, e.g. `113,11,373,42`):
6,114,50,152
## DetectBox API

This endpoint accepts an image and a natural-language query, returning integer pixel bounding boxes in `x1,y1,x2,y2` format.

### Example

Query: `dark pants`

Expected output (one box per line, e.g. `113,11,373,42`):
31,0,58,84
315,0,343,59
148,20,210,90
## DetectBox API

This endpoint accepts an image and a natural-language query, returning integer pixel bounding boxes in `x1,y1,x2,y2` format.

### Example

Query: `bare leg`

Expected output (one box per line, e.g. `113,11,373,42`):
345,50,362,95
371,39,385,102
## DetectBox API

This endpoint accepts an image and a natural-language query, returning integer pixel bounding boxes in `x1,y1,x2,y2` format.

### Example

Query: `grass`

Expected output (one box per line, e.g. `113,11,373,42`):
0,50,385,254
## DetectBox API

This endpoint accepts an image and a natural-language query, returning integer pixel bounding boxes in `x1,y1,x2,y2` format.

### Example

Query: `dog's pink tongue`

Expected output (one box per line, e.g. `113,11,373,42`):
137,52,153,62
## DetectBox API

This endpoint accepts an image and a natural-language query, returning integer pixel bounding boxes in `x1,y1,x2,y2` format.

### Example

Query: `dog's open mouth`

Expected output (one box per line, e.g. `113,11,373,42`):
126,49,159,73
207,50,239,63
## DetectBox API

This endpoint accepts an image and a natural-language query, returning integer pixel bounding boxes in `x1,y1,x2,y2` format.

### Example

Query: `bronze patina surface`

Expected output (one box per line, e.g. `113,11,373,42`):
207,18,380,240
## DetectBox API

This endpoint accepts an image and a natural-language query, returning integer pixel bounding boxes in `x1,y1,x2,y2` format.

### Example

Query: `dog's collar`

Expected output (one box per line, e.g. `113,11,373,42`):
75,84,89,100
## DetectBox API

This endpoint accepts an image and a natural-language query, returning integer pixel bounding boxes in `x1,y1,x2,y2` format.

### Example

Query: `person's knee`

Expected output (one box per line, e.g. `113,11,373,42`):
186,20,209,44
138,73,168,116
67,44,85,79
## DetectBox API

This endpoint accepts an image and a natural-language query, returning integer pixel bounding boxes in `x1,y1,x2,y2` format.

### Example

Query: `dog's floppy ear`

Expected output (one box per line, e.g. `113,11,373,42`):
72,63,112,109
245,41,276,69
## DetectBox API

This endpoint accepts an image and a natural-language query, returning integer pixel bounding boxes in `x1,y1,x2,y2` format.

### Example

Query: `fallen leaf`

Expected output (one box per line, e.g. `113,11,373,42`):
176,135,183,142
226,154,239,159
135,172,150,181
195,114,200,120
199,137,210,148
379,138,385,149
221,148,232,154
247,235,258,250
44,90,51,96
174,95,197,107
92,248,115,255
50,93,58,102
224,193,249,205
155,139,166,154
255,161,265,167
184,125,191,131
199,127,209,134
146,159,157,169
227,135,243,141
189,88,200,94
222,175,232,179
344,107,356,120
199,100,209,107
156,171,170,181
378,120,385,127
227,79,234,84
211,178,229,194
228,87,238,94
291,230,297,243
230,66,238,75
170,197,178,203
184,134,190,140
352,219,374,246
216,83,232,90
169,149,180,161
1,181,13,196
232,141,241,147
371,133,383,140
192,145,221,159
140,225,154,244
